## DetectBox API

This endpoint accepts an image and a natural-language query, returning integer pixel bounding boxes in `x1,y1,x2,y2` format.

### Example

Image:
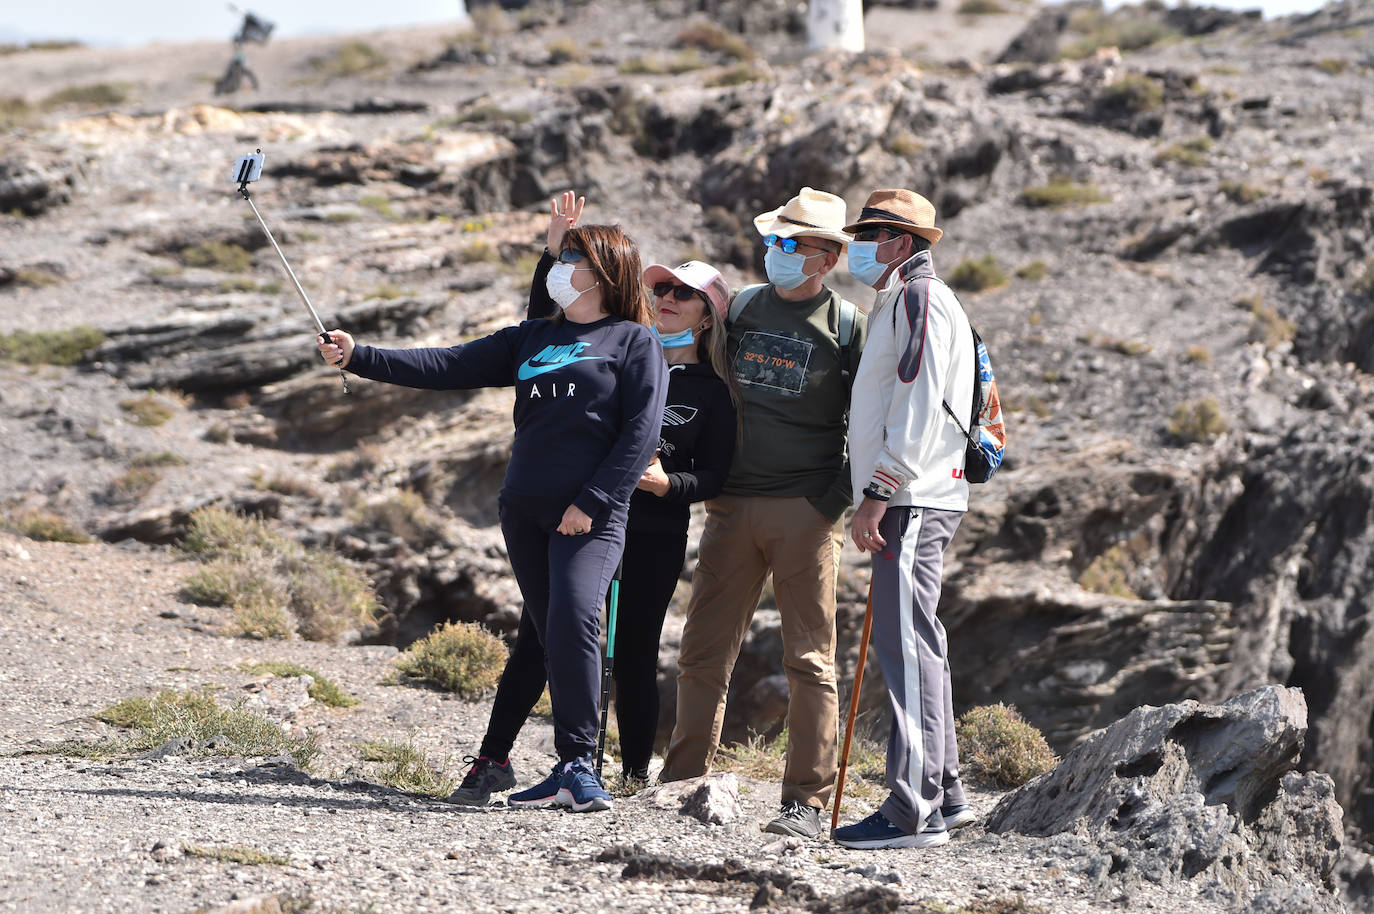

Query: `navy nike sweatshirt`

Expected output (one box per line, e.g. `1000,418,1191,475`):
346,317,667,520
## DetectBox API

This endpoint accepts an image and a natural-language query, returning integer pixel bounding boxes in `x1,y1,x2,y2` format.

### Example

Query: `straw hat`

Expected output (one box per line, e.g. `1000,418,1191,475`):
843,188,943,244
643,261,731,320
753,187,853,249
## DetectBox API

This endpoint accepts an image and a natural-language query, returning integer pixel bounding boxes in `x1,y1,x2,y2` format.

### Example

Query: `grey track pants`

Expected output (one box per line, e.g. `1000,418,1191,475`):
870,505,967,834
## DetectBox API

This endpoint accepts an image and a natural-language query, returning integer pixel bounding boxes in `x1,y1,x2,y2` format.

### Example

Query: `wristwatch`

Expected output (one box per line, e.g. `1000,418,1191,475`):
863,483,892,502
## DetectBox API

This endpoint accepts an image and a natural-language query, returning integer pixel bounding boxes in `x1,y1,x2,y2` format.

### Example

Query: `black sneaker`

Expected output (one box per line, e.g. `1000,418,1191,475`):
447,755,517,806
764,800,822,839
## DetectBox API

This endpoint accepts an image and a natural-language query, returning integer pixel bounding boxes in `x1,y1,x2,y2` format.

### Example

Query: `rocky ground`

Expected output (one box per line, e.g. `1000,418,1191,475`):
3,0,1374,910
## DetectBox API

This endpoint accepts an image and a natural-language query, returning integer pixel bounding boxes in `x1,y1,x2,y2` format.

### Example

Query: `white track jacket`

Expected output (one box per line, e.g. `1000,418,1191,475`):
848,249,974,511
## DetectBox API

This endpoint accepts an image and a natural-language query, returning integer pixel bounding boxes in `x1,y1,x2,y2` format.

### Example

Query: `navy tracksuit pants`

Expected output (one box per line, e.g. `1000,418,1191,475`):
496,494,627,763
482,523,688,774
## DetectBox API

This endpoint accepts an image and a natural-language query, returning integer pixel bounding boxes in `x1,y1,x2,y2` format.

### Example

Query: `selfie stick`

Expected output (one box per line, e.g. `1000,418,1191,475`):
234,149,349,394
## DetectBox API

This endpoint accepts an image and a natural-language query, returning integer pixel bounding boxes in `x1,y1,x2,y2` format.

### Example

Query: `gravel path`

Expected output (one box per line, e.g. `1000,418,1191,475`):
0,532,1234,914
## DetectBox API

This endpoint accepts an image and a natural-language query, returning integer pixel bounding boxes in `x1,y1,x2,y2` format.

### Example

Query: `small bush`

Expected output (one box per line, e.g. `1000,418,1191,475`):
1063,6,1180,58
1079,544,1139,598
13,266,62,287
1020,177,1110,209
182,844,288,866
130,453,186,472
618,51,707,76
243,661,358,708
357,490,447,548
1316,58,1348,76
310,41,388,77
119,395,177,427
1167,398,1228,444
1155,136,1213,167
958,0,1007,14
107,468,160,502
181,241,252,273
5,509,92,543
675,23,753,61
458,240,501,263
0,96,37,128
948,255,1009,293
59,689,320,768
1015,260,1048,281
714,728,788,780
451,103,532,125
956,703,1057,788
1184,345,1210,363
0,326,104,365
545,38,584,65
283,552,378,642
1219,181,1265,205
705,65,768,88
356,740,456,797
1238,295,1295,348
1098,73,1164,114
394,622,508,698
41,82,130,109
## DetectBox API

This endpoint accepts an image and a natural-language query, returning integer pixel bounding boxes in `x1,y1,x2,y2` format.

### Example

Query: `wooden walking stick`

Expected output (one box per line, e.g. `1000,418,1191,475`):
831,581,875,835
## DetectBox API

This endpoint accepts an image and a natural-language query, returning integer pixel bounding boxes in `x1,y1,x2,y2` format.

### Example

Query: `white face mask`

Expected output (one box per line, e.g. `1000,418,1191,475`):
546,262,596,310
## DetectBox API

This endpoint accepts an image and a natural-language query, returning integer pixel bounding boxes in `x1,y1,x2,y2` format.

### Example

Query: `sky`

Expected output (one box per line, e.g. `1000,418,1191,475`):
1,0,1333,48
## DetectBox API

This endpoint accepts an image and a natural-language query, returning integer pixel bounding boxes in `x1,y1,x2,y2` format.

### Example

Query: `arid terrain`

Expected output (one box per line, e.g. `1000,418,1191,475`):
3,0,1374,911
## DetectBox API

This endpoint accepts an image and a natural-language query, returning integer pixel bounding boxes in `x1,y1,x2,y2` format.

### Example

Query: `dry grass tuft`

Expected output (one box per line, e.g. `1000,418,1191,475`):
394,622,507,698
956,703,1057,789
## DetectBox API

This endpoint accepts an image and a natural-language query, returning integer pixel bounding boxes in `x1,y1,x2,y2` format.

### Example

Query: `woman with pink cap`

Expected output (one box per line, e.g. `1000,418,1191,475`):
451,192,740,800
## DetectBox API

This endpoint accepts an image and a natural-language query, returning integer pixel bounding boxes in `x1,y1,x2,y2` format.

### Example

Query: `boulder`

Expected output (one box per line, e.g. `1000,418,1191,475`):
986,687,1344,909
0,157,77,217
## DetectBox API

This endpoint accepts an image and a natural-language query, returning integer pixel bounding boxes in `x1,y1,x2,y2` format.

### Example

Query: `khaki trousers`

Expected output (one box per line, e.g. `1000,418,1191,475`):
663,495,842,809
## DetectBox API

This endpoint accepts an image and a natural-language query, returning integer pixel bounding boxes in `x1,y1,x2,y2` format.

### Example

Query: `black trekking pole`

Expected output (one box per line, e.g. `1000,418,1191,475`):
231,149,348,394
594,560,623,778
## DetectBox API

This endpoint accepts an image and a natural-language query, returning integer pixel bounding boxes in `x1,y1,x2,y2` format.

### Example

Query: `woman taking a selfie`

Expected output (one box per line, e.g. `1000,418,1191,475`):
450,192,740,802
317,212,666,812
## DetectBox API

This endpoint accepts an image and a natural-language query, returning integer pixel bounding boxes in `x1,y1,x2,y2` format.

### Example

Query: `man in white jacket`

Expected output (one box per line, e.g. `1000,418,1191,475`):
832,189,978,850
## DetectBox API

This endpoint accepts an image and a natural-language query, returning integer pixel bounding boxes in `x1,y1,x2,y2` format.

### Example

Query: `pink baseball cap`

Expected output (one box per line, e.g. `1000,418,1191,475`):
643,261,730,321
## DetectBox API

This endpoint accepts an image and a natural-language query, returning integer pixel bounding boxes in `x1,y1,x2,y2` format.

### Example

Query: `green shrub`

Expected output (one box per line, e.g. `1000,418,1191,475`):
618,51,707,76
956,704,1057,788
948,255,1009,293
181,241,253,273
714,728,788,780
357,490,447,548
182,844,288,866
458,240,501,263
1236,294,1294,348
705,64,769,88
119,395,177,427
242,661,358,708
958,0,1007,14
1063,6,1180,58
1019,177,1109,208
107,468,160,502
1155,136,1213,167
0,326,104,365
310,41,388,77
358,193,397,219
1167,398,1228,444
5,509,92,543
394,622,508,698
675,23,754,60
41,82,130,109
1099,73,1164,114
1079,543,1140,598
283,551,378,642
356,740,456,797
1219,181,1265,205
1316,58,1348,76
57,689,320,768
1015,260,1048,281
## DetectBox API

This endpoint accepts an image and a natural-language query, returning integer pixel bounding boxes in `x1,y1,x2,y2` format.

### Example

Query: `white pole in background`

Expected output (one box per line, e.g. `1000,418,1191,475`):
808,0,866,52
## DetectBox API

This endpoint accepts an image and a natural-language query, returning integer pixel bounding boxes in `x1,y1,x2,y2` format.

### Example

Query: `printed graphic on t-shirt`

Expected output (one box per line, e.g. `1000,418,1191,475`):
657,404,697,457
734,331,813,396
517,342,605,380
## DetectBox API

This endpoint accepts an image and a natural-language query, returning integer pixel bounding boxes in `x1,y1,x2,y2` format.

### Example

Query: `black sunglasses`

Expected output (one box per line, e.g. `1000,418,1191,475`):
557,248,586,264
762,234,829,255
853,227,899,243
652,282,706,303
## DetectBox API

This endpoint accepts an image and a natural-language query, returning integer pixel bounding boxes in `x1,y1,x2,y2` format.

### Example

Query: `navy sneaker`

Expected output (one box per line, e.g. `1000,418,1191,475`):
447,755,517,806
556,756,612,813
833,809,949,850
941,802,978,830
507,762,566,808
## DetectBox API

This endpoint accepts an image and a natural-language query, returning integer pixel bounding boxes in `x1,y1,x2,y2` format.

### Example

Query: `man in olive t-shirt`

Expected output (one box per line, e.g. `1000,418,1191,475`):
662,187,866,840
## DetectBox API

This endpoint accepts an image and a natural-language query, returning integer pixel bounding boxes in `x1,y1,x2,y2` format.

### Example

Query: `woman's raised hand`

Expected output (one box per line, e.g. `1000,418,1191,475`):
547,191,585,253
317,329,355,369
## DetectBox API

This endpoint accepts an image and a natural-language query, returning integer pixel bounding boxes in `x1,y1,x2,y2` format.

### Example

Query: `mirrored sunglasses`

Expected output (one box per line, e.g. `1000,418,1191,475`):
652,282,705,302
762,234,826,255
558,248,586,264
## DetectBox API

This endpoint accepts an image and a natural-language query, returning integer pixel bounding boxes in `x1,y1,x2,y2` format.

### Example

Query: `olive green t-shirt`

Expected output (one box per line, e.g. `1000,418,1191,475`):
723,283,867,522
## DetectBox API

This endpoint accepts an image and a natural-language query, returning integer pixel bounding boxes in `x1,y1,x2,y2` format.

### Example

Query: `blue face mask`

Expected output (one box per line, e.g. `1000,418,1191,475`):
764,246,816,291
847,241,889,287
655,326,696,348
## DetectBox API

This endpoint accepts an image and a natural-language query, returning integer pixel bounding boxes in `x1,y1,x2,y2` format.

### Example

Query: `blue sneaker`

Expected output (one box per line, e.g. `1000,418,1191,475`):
555,756,612,813
833,809,949,849
941,802,978,830
507,762,566,808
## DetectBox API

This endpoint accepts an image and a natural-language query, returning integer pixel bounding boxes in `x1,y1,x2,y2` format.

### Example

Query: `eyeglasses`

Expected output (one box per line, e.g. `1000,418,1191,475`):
763,234,830,255
557,248,586,264
853,227,899,243
652,282,706,303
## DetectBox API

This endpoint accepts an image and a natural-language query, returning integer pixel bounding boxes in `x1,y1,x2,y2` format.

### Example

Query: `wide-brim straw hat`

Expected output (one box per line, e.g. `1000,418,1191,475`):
643,260,731,320
753,186,853,249
843,188,944,244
